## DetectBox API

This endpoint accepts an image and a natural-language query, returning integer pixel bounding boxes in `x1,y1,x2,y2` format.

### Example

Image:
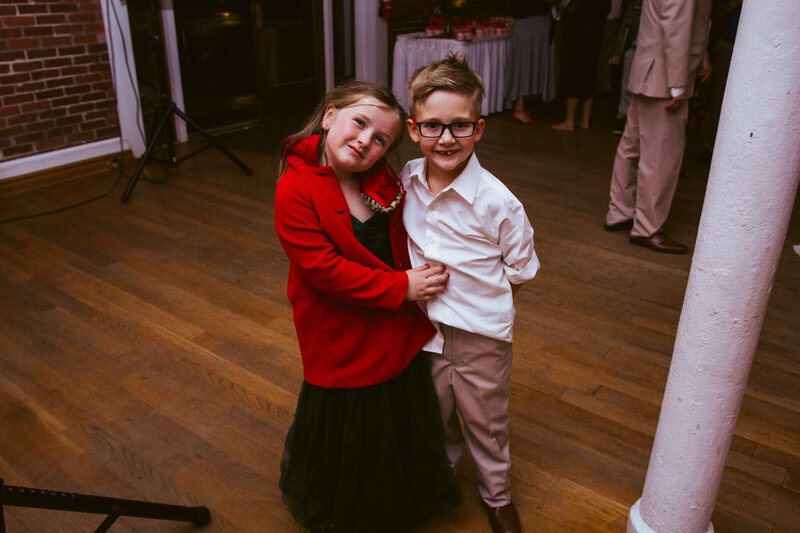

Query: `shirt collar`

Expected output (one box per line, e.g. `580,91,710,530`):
410,152,482,205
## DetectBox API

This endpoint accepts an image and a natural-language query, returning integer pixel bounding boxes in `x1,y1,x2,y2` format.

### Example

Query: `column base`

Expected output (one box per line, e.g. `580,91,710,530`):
627,499,715,533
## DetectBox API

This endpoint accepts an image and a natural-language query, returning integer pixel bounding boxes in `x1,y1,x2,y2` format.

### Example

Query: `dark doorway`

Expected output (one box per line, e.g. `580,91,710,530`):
128,0,325,129
332,0,355,86
170,0,325,129
129,1,330,132
252,0,325,121
173,0,260,129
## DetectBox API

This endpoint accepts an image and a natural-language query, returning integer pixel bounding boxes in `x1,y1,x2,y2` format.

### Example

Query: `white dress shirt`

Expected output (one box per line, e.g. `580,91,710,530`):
399,153,540,353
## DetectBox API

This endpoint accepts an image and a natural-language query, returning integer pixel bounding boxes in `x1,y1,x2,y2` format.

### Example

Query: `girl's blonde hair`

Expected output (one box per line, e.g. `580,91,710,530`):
278,80,406,177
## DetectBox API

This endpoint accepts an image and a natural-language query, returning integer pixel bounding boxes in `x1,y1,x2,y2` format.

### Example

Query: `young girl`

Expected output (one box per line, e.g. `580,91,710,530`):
274,80,462,532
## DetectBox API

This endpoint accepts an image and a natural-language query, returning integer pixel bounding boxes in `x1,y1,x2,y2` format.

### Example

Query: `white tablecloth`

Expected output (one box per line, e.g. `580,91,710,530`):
392,32,510,116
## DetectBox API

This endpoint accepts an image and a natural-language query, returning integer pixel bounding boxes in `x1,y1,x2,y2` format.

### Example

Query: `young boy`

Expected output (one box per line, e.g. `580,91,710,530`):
400,54,540,533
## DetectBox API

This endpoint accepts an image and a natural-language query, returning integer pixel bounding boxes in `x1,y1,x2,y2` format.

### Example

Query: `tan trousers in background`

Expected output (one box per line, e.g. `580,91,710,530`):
606,94,689,237
428,324,514,507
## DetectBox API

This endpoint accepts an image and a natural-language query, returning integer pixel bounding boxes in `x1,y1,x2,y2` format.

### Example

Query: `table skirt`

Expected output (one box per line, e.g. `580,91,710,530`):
504,15,557,103
392,33,510,116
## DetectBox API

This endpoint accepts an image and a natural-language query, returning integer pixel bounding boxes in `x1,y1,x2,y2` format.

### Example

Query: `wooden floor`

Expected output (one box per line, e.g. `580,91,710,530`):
1,99,798,532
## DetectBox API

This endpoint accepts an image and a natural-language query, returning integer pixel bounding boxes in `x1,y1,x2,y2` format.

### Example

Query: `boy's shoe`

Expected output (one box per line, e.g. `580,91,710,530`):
486,502,521,533
612,116,626,135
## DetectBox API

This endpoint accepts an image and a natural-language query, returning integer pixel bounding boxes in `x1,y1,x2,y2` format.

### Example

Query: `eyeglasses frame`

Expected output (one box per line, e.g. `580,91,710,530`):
411,119,480,138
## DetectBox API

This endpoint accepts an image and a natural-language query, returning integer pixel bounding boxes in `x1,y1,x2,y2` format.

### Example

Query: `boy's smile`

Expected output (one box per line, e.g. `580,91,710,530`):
407,90,484,190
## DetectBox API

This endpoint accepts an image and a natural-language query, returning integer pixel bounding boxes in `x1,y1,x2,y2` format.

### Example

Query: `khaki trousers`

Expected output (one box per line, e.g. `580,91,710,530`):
427,324,513,507
606,94,689,237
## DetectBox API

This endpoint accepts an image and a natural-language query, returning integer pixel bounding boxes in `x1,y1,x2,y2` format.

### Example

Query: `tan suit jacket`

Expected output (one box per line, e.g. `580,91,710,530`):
628,0,712,98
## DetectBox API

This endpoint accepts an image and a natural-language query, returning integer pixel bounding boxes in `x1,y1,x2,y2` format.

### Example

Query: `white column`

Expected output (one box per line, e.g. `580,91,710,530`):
160,1,187,142
628,1,800,532
100,0,146,157
354,0,388,85
322,0,334,91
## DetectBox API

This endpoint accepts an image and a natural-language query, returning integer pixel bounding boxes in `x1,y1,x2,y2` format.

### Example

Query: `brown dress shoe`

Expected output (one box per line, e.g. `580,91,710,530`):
629,231,688,254
486,502,521,533
604,219,633,232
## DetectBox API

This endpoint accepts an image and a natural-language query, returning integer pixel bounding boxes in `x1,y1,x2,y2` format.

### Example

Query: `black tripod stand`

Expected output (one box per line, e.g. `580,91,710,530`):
1,478,210,532
121,0,253,203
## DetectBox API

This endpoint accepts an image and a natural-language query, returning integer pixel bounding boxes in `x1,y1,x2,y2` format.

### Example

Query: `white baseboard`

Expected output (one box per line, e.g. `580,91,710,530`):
0,138,127,181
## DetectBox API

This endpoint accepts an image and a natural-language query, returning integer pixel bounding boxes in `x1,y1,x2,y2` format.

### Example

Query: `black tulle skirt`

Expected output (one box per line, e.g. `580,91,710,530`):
279,353,462,532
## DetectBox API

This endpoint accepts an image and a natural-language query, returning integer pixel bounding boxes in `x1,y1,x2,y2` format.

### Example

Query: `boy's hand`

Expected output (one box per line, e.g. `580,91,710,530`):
405,264,448,301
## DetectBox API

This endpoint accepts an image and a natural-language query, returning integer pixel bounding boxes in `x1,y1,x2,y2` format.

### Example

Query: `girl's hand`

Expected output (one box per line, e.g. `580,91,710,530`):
405,264,448,301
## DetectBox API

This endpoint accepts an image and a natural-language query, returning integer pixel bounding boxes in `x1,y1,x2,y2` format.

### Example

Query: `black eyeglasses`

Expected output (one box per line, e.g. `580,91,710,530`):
412,119,479,138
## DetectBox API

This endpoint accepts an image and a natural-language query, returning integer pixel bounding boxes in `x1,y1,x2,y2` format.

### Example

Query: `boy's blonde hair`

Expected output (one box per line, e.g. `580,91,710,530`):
406,53,485,118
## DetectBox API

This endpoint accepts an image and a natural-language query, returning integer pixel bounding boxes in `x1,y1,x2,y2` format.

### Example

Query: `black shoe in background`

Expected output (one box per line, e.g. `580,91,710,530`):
612,116,626,135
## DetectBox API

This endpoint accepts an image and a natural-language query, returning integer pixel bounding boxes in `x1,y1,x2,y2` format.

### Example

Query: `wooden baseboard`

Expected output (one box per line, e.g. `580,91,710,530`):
0,151,135,196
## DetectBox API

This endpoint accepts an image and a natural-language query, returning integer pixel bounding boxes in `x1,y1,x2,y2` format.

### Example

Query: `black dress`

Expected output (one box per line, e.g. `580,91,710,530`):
557,0,612,98
279,213,461,533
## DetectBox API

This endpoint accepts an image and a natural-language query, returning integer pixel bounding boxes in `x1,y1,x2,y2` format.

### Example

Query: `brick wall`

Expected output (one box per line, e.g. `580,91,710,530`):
0,0,118,163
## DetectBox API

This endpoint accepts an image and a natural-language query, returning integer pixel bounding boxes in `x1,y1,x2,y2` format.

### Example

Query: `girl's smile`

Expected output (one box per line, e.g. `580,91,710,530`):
321,98,401,178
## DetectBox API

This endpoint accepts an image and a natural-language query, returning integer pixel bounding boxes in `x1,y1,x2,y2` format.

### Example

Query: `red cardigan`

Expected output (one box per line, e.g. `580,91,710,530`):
274,136,436,388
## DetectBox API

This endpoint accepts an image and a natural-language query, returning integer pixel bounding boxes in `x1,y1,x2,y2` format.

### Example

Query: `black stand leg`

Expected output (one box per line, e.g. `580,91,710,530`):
1,479,211,530
1,478,6,533
173,106,253,176
121,102,177,203
94,504,121,533
120,99,254,203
